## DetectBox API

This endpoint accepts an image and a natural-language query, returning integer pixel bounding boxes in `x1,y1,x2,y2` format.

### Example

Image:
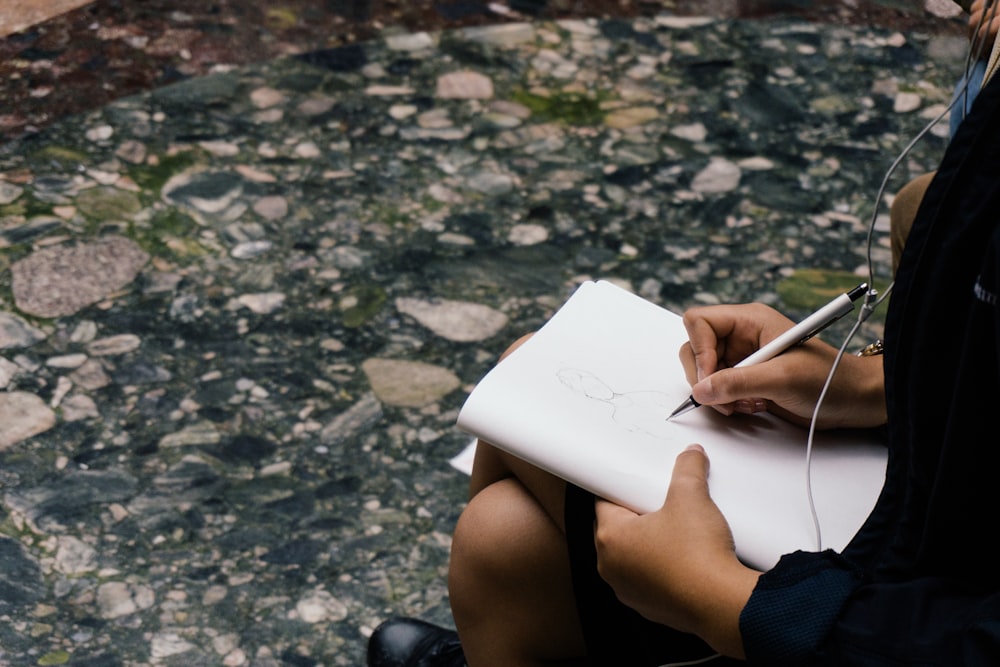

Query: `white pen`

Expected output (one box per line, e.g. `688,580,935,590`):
667,282,869,420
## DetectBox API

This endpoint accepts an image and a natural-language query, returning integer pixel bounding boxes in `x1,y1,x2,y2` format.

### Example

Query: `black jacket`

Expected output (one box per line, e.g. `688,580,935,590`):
740,65,1000,664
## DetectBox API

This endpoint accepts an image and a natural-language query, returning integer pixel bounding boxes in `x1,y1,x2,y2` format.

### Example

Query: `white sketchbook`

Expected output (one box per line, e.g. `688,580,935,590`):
456,280,888,570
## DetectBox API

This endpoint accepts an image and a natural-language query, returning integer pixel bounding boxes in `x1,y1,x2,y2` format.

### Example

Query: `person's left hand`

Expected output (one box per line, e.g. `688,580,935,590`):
593,445,760,659
970,0,1000,53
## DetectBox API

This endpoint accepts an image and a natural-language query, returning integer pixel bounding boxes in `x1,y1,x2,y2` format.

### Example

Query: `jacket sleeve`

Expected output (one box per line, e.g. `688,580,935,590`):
740,551,1000,666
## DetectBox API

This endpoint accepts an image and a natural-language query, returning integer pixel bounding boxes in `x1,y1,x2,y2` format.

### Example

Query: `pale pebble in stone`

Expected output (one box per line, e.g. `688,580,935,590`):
670,122,708,143
231,240,273,259
297,96,336,116
200,140,240,157
295,142,322,159
466,171,515,195
159,421,222,448
389,104,418,120
385,32,435,51
235,377,256,392
88,168,121,185
626,63,657,79
96,583,133,619
482,112,522,128
0,392,57,451
55,536,98,575
162,170,244,215
508,223,549,246
366,84,417,96
436,71,494,100
97,581,153,619
46,353,89,369
226,572,257,586
260,461,291,476
395,297,508,342
489,100,532,119
418,109,453,129
319,338,345,352
925,0,963,17
223,649,247,667
399,126,471,141
234,165,278,183
319,392,384,445
691,157,741,194
68,359,111,390
532,49,577,77
428,183,463,204
894,91,922,113
654,15,716,28
558,18,601,35
50,376,72,408
85,125,114,142
150,632,195,659
225,221,264,245
0,312,47,350
885,32,907,49
255,108,284,123
87,334,141,356
251,86,286,108
235,292,286,314
811,94,855,115
461,22,535,45
253,196,288,220
212,633,239,656
11,236,149,319
604,107,660,129
295,589,348,623
0,180,24,204
202,584,229,606
362,358,461,407
437,231,475,245
0,356,18,389
921,102,950,120
70,320,98,344
737,156,776,171
61,394,100,422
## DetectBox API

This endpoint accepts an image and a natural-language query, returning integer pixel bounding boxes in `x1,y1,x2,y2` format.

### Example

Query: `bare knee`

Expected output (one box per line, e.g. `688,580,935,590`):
452,478,535,585
449,478,585,665
499,333,534,361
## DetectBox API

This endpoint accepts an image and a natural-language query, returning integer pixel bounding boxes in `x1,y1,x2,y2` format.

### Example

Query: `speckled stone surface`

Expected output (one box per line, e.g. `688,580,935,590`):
0,12,968,667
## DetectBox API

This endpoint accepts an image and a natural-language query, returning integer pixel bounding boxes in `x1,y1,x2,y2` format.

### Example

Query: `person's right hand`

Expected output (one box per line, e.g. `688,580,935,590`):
678,303,887,430
970,0,1000,55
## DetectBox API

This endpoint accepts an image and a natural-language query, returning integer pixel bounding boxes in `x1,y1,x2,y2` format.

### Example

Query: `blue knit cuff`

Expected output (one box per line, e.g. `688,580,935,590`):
740,550,861,666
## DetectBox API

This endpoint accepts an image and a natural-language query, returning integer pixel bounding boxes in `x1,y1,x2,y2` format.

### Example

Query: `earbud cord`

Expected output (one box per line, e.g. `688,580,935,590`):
660,12,999,667
804,1,999,550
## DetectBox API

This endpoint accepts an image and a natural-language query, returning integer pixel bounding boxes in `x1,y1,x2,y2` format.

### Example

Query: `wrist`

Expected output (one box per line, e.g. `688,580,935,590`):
842,353,887,427
692,559,760,659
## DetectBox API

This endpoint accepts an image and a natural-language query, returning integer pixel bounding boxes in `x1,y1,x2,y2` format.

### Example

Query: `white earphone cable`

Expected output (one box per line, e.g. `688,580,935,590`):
803,1,999,550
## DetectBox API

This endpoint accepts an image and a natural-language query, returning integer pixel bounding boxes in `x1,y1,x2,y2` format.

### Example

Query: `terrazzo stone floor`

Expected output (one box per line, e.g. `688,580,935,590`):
0,10,969,667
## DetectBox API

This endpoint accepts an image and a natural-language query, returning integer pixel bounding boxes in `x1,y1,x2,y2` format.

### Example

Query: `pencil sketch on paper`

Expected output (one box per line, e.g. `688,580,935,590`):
556,368,674,439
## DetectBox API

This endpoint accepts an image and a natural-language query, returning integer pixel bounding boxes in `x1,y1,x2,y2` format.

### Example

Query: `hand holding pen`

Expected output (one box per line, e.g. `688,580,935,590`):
669,284,888,430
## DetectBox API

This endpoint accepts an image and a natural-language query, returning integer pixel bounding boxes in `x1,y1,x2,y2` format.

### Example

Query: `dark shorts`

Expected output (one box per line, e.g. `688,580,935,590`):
564,483,744,666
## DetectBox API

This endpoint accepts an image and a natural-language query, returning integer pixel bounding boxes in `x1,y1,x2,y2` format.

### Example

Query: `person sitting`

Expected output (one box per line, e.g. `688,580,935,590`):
368,5,1000,665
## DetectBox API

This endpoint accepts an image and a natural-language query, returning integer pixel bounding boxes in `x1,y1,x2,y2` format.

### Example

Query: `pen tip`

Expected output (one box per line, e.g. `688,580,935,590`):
667,396,699,421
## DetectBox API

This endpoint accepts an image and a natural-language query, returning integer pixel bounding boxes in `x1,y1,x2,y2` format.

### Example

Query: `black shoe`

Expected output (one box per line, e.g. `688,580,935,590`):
367,617,466,667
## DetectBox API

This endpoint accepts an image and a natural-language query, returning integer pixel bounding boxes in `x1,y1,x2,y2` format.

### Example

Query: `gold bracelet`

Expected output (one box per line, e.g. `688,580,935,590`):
857,339,884,356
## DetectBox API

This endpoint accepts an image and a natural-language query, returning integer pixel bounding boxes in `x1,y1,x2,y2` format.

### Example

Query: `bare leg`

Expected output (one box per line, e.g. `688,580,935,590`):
450,444,587,666
449,336,588,666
